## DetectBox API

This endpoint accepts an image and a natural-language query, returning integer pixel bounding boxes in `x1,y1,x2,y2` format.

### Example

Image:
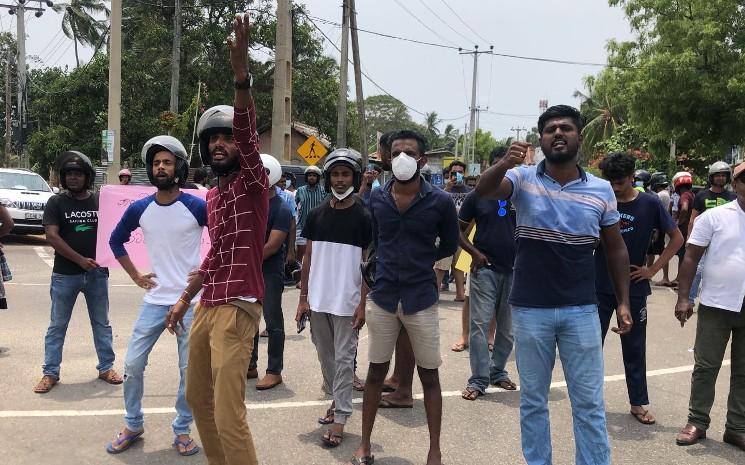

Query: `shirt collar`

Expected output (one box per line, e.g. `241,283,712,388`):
383,176,433,197
536,159,588,182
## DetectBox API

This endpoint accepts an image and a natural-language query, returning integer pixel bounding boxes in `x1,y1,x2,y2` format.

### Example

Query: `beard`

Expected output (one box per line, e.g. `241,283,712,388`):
153,173,177,190
210,155,238,176
543,148,577,164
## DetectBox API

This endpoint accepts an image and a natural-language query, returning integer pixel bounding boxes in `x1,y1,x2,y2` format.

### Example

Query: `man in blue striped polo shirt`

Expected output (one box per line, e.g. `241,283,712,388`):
477,105,632,465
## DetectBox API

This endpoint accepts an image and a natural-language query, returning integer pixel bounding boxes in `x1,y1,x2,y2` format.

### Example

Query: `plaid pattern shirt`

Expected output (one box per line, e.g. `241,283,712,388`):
198,99,269,307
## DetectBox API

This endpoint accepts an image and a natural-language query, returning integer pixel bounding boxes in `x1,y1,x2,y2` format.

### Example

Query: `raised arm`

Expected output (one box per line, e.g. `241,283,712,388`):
475,141,528,199
228,13,268,193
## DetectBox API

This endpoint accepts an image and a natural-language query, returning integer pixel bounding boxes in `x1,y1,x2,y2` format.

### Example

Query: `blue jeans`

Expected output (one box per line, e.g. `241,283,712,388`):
467,269,513,393
43,269,113,378
123,301,194,435
689,258,704,304
513,305,610,465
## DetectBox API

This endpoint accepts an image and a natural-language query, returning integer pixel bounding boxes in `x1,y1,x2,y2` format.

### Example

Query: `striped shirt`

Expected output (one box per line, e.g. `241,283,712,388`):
505,161,619,307
296,184,327,230
198,100,270,307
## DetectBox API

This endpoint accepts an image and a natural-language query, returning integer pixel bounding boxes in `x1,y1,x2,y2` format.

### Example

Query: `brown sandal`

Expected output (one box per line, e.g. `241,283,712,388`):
98,369,124,385
493,379,517,390
33,375,58,393
322,430,343,448
461,387,482,401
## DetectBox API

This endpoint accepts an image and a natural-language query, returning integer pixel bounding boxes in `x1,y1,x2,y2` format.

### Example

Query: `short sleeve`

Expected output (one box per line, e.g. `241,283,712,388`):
504,167,521,203
42,195,61,226
301,207,316,240
272,202,292,234
600,183,620,227
688,210,714,247
458,191,477,223
360,207,373,249
692,191,706,212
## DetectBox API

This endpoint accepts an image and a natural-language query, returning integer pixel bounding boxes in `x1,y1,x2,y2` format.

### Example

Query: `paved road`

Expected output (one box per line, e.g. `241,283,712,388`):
0,234,740,465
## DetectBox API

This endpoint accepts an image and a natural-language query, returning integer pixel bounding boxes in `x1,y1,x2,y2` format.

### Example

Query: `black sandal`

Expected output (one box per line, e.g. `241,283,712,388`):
322,430,343,448
317,408,334,425
348,455,375,465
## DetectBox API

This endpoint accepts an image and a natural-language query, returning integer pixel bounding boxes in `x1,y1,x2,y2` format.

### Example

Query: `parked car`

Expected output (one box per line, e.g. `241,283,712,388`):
0,168,57,234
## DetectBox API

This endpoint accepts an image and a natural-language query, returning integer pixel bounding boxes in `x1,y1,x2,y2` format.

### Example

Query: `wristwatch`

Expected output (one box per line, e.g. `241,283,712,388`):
234,74,253,89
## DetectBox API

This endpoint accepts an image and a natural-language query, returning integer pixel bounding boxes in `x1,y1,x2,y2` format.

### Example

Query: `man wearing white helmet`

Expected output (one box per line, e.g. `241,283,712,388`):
295,148,372,448
296,164,327,263
166,14,269,465
686,162,736,304
119,168,132,185
247,154,293,390
106,135,205,456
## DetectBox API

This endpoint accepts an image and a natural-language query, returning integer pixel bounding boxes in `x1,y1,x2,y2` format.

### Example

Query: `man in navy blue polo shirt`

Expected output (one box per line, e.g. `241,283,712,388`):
347,129,459,465
477,105,632,465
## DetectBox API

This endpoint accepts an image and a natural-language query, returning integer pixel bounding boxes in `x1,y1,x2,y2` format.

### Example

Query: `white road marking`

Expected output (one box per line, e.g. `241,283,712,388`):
6,283,136,287
33,246,55,268
0,360,729,419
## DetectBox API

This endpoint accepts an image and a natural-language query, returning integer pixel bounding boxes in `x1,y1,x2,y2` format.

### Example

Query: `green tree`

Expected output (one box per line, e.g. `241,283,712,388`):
52,0,110,68
573,75,626,158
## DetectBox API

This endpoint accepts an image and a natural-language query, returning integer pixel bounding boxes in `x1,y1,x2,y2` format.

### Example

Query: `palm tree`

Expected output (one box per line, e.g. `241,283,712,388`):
423,111,441,149
573,76,625,155
53,0,110,68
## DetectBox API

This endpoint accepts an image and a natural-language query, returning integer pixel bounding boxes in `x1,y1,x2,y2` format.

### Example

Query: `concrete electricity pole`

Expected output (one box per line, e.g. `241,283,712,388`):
271,0,293,163
15,2,25,167
4,51,11,167
169,0,181,114
106,0,123,183
511,126,527,141
349,0,367,164
336,0,350,147
460,45,493,165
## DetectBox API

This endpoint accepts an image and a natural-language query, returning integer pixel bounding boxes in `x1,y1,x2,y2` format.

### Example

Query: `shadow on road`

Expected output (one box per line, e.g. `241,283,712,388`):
1,234,47,246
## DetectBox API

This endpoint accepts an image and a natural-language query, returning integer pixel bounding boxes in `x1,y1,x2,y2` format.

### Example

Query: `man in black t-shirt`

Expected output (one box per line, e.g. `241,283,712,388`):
598,153,684,424
686,161,736,305
34,152,121,394
248,154,293,391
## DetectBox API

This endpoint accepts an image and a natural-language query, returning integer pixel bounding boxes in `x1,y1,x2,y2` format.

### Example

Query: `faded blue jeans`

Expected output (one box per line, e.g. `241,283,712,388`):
123,301,194,435
467,269,513,393
43,268,113,378
513,305,610,465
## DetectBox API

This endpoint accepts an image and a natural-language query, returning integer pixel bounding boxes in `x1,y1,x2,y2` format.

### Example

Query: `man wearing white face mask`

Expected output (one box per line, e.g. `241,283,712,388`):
295,148,372,449
348,130,459,465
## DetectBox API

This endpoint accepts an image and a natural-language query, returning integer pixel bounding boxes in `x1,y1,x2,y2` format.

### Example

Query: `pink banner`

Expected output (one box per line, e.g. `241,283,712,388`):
95,185,210,269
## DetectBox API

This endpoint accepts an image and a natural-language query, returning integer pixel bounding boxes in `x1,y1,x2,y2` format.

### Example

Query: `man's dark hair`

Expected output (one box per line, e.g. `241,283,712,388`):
599,152,636,181
389,129,427,156
537,105,584,134
489,146,508,165
379,131,394,153
193,167,208,184
372,165,383,173
448,160,467,171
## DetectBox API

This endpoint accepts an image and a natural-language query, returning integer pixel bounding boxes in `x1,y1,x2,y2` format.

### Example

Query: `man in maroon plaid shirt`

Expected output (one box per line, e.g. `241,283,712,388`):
167,13,268,465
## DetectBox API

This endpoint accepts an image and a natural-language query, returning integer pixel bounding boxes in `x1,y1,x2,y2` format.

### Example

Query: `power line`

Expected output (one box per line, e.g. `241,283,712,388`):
437,0,491,45
414,0,479,45
391,0,460,48
47,40,73,67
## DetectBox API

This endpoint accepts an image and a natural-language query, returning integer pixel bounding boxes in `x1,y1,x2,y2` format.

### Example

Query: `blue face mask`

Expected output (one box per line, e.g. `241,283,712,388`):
285,179,292,188
634,180,643,187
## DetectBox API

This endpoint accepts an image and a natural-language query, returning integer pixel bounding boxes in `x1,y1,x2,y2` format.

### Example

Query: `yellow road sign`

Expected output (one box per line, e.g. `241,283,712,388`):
297,135,328,165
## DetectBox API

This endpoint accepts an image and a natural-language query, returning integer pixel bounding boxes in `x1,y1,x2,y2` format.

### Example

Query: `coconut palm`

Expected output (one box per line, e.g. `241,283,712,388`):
573,75,626,155
52,0,110,67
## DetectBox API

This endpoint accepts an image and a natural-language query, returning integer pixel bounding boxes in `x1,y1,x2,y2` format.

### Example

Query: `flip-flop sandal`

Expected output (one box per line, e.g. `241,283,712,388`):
33,375,58,394
318,408,335,425
348,455,375,465
381,382,397,393
461,387,482,401
173,437,200,456
493,379,517,390
105,430,144,454
451,342,468,352
322,430,344,448
378,397,413,409
630,409,656,425
98,369,124,385
353,376,365,392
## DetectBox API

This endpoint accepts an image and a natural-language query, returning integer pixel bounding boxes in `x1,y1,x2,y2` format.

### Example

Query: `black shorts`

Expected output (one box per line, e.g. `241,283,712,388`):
647,230,666,255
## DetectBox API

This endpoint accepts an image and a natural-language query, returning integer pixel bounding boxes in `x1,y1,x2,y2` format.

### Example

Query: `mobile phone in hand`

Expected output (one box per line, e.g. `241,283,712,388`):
297,313,309,333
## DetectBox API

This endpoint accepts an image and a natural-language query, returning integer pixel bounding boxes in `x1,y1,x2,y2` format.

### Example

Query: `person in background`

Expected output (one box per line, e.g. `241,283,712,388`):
192,167,210,190
0,202,13,309
648,172,674,286
119,168,132,185
671,171,695,287
296,165,327,264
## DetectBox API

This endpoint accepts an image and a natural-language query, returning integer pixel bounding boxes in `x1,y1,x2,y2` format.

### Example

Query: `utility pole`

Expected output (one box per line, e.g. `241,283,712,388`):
271,0,293,163
15,2,25,167
106,0,122,183
169,0,181,114
336,0,350,147
4,51,11,167
349,0,366,164
460,45,493,165
511,126,527,141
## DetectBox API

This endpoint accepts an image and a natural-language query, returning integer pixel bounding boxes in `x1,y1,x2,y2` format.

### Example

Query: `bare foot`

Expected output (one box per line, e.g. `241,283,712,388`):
426,449,443,465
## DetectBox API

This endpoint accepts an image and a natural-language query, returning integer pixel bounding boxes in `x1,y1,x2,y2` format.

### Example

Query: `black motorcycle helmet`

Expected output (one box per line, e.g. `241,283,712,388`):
649,172,668,190
322,148,362,192
141,135,191,188
634,169,652,188
57,151,95,190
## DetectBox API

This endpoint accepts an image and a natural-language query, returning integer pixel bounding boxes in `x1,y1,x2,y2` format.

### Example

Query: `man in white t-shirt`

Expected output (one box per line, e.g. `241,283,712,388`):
296,149,372,448
106,136,206,456
674,161,745,450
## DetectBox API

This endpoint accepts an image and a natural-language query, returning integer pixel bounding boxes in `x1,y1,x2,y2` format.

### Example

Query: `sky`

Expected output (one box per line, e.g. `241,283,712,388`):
2,0,636,141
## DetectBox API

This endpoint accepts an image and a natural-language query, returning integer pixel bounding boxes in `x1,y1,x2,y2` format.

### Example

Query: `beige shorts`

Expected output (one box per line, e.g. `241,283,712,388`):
366,301,442,369
433,255,453,271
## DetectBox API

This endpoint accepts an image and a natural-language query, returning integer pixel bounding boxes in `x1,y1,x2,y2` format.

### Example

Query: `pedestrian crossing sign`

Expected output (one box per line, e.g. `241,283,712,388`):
297,136,328,165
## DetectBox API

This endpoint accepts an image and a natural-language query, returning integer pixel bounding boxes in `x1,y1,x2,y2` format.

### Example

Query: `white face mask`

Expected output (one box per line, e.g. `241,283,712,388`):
392,153,420,181
332,185,354,201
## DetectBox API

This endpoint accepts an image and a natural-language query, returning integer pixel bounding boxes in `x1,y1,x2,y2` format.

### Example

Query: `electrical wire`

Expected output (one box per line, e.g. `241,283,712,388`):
391,0,461,48
414,0,479,46
437,0,491,46
35,28,63,58
47,40,74,67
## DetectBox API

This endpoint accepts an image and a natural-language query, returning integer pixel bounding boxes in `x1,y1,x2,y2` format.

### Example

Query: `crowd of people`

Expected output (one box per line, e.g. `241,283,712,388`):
18,12,745,465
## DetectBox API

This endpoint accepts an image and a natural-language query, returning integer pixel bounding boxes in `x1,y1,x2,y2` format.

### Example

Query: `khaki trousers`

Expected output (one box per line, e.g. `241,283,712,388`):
186,303,260,465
